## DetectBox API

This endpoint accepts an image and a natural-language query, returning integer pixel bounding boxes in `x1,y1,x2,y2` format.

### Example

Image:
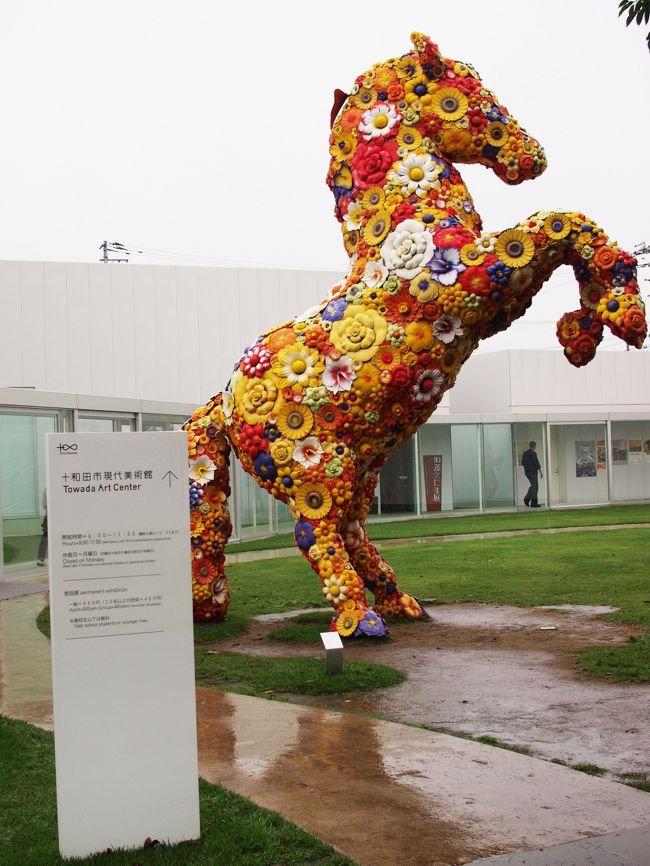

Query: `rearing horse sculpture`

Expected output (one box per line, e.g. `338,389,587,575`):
185,33,646,638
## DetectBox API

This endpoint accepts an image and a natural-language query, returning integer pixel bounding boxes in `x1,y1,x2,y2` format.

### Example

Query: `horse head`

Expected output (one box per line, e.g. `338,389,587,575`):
327,31,547,231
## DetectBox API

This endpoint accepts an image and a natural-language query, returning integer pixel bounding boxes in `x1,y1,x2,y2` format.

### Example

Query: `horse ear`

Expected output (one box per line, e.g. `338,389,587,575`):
410,31,442,65
330,88,349,128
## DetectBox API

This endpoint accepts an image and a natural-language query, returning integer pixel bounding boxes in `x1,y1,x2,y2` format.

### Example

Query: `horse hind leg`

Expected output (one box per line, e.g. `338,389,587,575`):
344,471,423,621
185,394,233,622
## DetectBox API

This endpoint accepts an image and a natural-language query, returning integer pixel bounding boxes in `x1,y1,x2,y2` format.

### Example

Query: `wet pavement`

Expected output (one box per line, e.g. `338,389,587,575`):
1,586,649,865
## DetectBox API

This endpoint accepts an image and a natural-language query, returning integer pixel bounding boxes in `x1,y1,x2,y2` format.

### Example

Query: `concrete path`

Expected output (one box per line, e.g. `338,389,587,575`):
1,592,649,866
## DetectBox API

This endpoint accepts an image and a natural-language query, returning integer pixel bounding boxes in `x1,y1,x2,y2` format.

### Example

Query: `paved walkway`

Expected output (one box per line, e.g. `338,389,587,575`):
1,591,649,865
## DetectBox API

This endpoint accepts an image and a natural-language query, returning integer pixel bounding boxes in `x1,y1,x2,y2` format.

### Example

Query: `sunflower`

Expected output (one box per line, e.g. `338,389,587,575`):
316,403,342,430
580,282,605,311
397,126,422,151
295,482,333,520
336,609,360,637
343,229,359,257
329,132,356,162
494,229,535,269
485,121,508,147
361,185,385,210
460,243,485,267
351,85,377,108
276,403,314,440
430,87,468,121
544,213,571,240
363,209,391,246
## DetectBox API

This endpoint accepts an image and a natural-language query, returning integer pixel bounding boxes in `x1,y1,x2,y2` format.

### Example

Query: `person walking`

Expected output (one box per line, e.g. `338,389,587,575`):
37,489,48,565
521,441,543,508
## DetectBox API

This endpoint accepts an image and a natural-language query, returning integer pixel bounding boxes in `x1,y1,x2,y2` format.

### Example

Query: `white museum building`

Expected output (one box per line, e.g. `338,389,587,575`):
1,259,649,575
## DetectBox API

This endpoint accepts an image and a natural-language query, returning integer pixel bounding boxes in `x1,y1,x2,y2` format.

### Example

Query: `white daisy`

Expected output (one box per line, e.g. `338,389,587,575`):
359,103,400,140
387,154,441,198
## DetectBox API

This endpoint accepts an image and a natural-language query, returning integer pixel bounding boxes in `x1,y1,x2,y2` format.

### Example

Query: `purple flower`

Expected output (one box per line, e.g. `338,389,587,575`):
253,452,277,483
356,611,388,637
294,520,316,551
428,246,465,286
322,298,347,322
487,262,513,286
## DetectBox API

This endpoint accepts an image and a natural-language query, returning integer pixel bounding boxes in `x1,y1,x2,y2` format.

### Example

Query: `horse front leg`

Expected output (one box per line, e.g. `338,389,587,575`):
474,211,646,364
343,469,423,621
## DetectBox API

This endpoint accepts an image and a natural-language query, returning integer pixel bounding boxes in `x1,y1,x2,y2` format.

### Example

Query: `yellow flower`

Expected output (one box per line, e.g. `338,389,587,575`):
270,437,294,466
276,402,314,440
397,126,422,151
272,343,324,391
405,321,434,352
330,305,388,362
460,243,485,267
336,609,360,637
409,273,439,303
544,213,571,240
430,87,468,121
363,209,391,246
395,54,422,80
295,482,333,520
329,132,356,162
351,85,377,108
485,121,509,147
361,186,385,209
235,373,279,424
494,229,535,269
353,363,380,394
322,574,348,603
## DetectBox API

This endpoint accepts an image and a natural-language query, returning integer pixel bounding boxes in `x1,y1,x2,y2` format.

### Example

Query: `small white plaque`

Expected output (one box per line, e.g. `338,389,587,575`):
47,432,199,858
320,630,344,675
320,631,343,651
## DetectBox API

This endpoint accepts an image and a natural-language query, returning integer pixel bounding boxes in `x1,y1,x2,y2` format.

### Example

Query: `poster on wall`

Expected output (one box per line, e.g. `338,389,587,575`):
575,441,596,478
629,439,643,464
644,439,650,463
423,455,443,511
612,439,628,465
596,440,607,470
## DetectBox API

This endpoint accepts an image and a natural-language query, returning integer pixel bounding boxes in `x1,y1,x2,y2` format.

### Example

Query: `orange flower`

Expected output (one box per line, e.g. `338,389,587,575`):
266,327,297,353
593,247,618,272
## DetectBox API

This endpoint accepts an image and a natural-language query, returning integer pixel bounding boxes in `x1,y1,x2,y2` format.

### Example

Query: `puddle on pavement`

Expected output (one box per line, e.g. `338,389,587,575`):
216,603,650,777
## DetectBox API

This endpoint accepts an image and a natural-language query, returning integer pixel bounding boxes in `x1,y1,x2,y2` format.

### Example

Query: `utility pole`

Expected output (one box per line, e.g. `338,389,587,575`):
99,240,129,263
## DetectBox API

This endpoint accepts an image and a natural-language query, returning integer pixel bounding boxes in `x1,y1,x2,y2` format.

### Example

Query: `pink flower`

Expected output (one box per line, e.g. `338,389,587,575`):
293,436,323,469
345,519,365,549
323,355,356,394
241,344,272,377
433,315,464,344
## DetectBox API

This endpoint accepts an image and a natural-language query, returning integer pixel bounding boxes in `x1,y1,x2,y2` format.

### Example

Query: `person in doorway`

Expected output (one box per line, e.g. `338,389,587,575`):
37,490,47,565
521,441,543,508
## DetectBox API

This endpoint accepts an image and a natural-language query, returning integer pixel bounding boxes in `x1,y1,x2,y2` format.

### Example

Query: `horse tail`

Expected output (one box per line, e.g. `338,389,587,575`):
185,393,233,622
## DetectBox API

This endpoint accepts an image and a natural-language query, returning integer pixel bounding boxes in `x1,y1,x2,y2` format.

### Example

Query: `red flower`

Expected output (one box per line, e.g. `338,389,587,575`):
238,423,268,459
433,226,474,249
391,201,416,225
390,365,412,388
351,139,398,190
459,266,491,296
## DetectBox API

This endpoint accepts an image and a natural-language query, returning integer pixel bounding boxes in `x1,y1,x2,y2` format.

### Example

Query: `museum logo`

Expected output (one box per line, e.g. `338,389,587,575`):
57,443,78,455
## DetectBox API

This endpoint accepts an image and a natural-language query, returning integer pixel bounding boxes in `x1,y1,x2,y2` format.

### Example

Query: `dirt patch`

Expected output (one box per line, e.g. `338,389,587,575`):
213,603,650,777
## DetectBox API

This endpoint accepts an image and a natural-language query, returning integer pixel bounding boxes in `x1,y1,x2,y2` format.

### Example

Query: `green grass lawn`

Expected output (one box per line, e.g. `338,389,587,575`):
226,503,650,553
222,527,650,683
0,715,355,866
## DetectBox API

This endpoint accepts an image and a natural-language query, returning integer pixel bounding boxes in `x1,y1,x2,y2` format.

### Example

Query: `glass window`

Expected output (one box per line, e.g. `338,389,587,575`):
548,423,608,506
450,425,480,510
0,410,62,573
78,413,136,432
610,420,650,502
379,438,417,515
418,424,453,512
233,461,273,539
482,424,515,509
142,413,188,432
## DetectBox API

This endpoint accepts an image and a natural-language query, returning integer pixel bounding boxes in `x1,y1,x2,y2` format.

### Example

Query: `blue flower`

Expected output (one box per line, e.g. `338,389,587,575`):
253,452,277,483
487,262,513,286
357,611,388,637
322,298,348,322
264,422,281,442
294,520,316,551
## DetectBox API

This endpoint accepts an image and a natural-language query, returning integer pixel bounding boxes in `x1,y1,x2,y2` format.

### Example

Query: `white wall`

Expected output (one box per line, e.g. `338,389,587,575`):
0,261,338,404
449,349,650,415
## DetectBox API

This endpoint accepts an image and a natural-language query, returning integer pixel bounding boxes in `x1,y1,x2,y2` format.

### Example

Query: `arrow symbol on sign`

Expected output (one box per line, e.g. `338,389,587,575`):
162,470,178,487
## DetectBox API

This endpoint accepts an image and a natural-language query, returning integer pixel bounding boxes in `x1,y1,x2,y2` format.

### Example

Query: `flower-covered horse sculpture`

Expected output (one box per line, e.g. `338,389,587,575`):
186,33,646,637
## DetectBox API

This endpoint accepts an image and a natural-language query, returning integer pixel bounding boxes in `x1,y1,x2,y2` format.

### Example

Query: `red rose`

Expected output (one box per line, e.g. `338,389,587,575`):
390,365,412,388
351,139,398,190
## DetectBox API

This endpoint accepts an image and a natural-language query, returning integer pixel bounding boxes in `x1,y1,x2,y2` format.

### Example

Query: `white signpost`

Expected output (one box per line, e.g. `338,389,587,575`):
46,432,200,858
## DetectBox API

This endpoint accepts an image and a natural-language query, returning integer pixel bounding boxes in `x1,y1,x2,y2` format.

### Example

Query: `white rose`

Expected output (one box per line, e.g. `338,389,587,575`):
380,219,434,280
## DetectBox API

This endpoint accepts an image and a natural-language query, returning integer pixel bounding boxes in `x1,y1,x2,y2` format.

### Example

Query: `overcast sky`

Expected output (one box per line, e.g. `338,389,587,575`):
1,1,648,351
